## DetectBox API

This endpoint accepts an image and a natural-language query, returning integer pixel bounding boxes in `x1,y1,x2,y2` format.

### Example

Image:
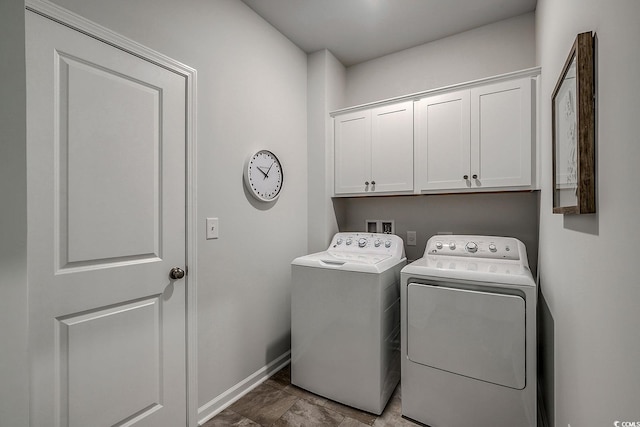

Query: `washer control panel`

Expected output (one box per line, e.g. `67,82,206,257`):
329,232,404,258
425,235,520,260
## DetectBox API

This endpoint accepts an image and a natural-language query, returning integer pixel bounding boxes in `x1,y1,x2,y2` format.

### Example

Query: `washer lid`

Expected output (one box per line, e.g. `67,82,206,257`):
292,251,404,273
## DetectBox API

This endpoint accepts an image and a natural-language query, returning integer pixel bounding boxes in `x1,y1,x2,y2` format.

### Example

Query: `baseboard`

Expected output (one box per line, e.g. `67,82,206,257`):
537,380,550,427
197,351,291,426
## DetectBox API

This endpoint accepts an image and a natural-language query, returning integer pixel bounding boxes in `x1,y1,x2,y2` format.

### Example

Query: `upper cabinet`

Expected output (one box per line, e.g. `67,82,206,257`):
332,68,539,197
415,77,533,192
335,101,414,195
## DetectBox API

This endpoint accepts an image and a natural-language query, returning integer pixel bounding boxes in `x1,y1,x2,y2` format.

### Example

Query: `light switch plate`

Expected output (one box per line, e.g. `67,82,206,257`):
206,218,219,239
407,231,417,246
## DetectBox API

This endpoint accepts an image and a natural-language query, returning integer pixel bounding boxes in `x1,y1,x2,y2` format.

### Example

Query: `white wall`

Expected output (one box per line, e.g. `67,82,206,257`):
536,1,640,426
307,50,346,253
46,0,308,422
0,0,29,425
345,12,535,106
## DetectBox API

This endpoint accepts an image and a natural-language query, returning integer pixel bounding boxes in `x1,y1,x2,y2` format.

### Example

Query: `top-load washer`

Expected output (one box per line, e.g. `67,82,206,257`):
401,235,537,427
291,232,406,414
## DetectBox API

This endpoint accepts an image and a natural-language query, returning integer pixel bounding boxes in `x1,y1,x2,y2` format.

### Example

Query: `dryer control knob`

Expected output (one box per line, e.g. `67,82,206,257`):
384,240,392,248
336,238,343,245
358,238,367,248
346,238,352,245
435,241,443,250
466,242,478,253
449,242,456,250
489,243,497,252
374,239,382,247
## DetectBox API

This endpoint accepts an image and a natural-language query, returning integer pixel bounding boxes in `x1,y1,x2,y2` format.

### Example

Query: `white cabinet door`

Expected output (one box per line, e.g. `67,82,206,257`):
371,101,414,193
334,110,372,194
471,78,532,188
415,91,471,191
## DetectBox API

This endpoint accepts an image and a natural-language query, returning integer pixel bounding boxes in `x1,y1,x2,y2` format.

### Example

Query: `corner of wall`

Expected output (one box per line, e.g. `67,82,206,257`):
307,49,346,253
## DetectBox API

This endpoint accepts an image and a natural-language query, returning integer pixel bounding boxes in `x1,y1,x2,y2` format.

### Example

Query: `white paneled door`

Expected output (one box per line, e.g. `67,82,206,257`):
26,10,187,427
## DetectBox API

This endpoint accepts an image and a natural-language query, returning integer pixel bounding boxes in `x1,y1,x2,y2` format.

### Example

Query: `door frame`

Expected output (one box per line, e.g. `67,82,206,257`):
25,1,199,425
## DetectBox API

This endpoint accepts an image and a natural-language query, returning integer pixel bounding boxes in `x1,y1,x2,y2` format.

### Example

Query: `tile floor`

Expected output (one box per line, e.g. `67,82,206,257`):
201,364,418,427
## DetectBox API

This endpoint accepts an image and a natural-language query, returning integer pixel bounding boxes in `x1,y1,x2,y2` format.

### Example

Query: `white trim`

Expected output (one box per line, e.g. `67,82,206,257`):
25,1,199,425
330,66,542,117
197,352,291,425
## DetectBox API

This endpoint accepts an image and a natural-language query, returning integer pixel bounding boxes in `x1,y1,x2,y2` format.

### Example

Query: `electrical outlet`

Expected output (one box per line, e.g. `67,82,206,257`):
206,218,219,239
407,231,417,246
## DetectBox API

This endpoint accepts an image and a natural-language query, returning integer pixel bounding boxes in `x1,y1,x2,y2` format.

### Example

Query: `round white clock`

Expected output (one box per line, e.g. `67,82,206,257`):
243,150,283,202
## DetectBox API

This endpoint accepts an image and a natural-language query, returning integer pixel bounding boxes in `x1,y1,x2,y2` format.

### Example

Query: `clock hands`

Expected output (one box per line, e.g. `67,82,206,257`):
256,166,269,179
256,161,276,179
265,161,275,176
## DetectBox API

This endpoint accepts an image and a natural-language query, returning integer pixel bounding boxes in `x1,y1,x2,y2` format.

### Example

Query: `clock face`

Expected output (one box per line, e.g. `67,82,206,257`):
244,150,283,202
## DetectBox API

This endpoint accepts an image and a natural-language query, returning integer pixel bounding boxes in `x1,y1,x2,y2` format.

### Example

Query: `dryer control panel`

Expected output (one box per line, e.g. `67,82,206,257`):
329,232,405,258
425,235,522,261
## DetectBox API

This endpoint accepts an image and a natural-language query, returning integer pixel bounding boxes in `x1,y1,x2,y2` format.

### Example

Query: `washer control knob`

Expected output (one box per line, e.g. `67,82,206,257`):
435,241,443,250
358,238,367,248
374,239,382,247
346,238,352,245
336,238,343,245
449,242,456,250
489,243,497,252
466,242,478,253
384,240,392,248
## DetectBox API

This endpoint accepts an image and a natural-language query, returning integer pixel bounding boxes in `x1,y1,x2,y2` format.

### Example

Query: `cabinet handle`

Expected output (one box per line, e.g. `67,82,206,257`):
472,174,478,179
371,181,376,185
365,181,369,186
463,175,469,180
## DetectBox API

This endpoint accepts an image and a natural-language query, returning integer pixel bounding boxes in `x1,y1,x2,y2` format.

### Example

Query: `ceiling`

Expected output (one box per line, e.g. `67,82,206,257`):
241,0,537,66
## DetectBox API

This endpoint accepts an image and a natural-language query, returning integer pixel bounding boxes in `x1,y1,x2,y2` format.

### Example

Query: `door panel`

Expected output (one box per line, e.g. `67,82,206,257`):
60,298,162,427
61,53,161,266
27,11,186,427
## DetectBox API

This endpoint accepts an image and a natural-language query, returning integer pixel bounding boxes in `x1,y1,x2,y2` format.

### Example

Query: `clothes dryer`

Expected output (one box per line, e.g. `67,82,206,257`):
291,232,406,414
401,235,536,427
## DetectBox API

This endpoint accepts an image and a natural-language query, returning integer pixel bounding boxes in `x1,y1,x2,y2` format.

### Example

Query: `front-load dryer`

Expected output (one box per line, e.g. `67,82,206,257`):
401,235,537,427
291,232,406,414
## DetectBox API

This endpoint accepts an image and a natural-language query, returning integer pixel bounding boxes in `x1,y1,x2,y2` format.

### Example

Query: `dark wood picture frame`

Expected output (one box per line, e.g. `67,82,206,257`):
552,31,596,214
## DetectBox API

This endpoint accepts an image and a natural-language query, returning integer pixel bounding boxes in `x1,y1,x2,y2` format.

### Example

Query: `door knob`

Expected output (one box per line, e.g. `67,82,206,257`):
463,175,469,180
169,267,185,280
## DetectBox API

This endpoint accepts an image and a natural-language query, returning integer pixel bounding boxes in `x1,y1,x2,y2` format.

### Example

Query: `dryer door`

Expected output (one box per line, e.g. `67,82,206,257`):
407,283,526,389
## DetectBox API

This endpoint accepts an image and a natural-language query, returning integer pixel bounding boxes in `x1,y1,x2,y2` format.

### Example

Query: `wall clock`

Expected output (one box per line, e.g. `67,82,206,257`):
243,150,284,202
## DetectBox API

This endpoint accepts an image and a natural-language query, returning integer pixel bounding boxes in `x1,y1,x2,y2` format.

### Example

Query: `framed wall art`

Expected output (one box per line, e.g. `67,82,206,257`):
552,31,596,214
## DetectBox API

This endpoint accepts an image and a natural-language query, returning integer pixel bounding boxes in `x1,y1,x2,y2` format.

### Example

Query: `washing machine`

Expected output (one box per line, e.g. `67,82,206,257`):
401,235,536,427
291,232,406,414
